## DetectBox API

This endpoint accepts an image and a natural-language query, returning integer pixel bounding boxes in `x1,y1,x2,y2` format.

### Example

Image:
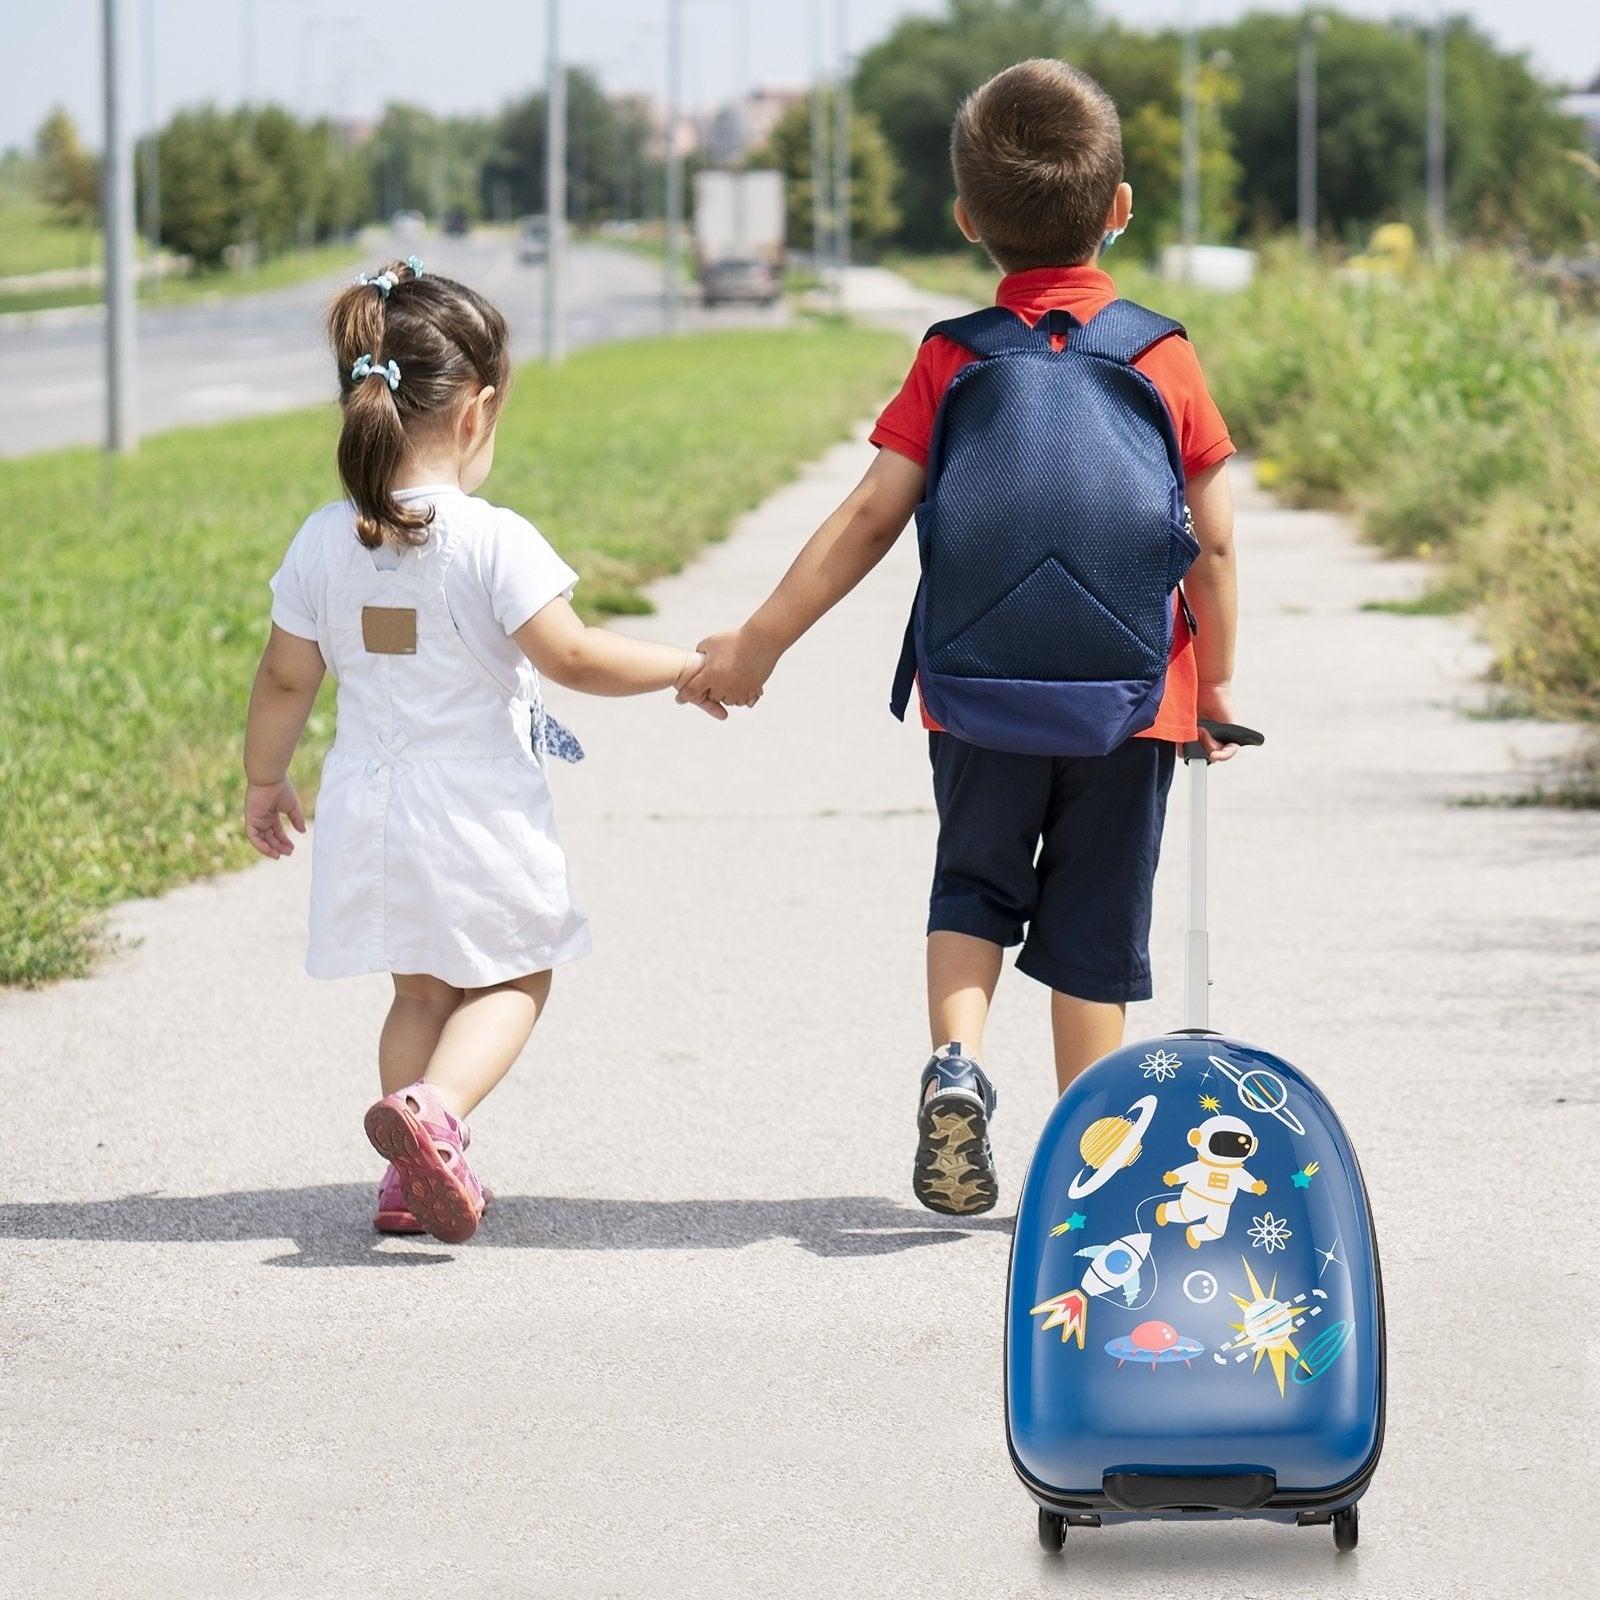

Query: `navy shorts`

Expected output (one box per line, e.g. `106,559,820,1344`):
926,733,1176,1004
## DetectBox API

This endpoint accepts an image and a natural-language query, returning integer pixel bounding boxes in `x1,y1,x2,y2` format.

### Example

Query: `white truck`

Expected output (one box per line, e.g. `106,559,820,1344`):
692,169,786,307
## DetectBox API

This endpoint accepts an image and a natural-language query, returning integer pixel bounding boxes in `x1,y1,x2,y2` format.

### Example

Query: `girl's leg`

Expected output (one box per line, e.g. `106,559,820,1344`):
1050,991,1126,1096
379,973,464,1097
418,970,553,1120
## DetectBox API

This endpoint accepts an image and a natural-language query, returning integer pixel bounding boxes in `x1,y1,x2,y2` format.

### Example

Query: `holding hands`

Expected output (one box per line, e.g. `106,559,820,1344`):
677,625,776,714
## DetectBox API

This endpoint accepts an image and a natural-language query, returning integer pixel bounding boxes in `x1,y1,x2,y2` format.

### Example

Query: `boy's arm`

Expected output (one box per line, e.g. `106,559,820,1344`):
683,447,926,706
243,625,326,858
1182,460,1240,760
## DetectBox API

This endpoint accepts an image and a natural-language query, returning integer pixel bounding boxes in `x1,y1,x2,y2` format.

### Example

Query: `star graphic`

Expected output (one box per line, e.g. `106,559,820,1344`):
1199,1094,1221,1113
1049,1211,1089,1237
1291,1161,1320,1190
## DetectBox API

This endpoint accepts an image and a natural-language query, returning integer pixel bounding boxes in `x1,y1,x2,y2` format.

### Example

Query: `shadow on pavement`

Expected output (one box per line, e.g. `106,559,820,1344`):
0,1188,1013,1269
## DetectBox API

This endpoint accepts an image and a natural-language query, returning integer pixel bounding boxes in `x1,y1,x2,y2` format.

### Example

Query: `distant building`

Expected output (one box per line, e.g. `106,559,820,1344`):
705,87,806,166
1559,84,1600,156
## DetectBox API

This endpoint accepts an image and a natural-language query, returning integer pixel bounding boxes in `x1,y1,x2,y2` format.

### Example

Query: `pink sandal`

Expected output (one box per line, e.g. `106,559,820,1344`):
373,1160,494,1235
364,1082,486,1244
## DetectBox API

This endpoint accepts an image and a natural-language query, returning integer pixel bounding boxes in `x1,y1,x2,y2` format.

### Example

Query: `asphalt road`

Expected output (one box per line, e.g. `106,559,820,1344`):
0,270,1593,1597
0,231,785,458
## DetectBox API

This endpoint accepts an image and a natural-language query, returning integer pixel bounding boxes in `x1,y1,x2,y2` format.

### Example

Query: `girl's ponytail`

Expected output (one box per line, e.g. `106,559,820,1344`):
325,257,508,551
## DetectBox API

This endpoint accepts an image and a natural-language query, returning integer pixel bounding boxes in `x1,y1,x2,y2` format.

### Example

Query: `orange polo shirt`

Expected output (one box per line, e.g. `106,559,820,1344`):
870,265,1235,745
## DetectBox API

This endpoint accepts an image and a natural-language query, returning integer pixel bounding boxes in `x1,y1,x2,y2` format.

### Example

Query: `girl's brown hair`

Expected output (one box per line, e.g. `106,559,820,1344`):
951,59,1124,273
326,260,513,549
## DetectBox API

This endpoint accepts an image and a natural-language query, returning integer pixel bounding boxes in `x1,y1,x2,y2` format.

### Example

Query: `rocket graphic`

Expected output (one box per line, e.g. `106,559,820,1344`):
1075,1232,1153,1306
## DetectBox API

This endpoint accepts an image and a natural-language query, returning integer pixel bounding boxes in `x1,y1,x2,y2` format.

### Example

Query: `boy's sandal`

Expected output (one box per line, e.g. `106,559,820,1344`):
364,1082,487,1245
913,1046,999,1216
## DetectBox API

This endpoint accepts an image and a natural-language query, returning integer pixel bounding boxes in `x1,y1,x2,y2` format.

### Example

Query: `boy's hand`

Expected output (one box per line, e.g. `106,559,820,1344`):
244,779,306,860
677,627,776,710
674,651,729,720
1196,682,1243,763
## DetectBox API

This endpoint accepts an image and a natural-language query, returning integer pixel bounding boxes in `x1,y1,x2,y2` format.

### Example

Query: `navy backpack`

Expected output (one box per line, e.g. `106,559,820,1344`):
890,302,1202,757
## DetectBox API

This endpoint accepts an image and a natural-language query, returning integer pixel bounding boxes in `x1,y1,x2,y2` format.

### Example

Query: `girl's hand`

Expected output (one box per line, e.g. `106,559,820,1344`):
679,628,773,709
244,779,307,859
675,650,729,720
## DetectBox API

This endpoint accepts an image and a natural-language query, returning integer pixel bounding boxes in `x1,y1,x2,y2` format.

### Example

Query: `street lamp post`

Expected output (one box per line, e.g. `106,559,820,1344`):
1426,15,1447,253
1180,0,1199,282
102,0,137,454
545,0,566,364
1297,11,1328,250
809,0,830,287
833,0,851,308
665,0,685,331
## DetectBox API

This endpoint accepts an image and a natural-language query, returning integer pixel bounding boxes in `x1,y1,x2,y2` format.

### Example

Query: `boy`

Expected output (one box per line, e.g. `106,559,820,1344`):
682,59,1242,1215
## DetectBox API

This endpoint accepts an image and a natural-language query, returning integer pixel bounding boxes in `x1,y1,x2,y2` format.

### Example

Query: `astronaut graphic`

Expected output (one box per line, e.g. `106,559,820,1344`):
1156,1114,1267,1249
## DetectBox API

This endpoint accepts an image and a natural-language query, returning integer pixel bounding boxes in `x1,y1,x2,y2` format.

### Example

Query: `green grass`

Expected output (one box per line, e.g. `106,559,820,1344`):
0,319,909,985
0,198,103,277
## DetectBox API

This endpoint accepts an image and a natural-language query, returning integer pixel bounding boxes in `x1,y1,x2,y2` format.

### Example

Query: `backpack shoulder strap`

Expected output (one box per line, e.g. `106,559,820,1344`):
1069,298,1186,364
922,305,1063,359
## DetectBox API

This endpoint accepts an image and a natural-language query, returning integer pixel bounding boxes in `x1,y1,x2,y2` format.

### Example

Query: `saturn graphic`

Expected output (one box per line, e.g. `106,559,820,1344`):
1066,1094,1158,1198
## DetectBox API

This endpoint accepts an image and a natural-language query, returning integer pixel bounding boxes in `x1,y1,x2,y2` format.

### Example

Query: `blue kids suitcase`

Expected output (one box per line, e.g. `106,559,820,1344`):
1006,724,1384,1553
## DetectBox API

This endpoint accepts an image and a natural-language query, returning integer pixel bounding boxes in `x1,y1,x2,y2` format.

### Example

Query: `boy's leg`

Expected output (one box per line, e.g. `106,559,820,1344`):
1050,992,1127,1096
926,929,1003,1071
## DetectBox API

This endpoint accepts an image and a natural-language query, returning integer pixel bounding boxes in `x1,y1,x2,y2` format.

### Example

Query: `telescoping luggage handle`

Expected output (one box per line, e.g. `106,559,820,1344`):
1179,720,1265,1033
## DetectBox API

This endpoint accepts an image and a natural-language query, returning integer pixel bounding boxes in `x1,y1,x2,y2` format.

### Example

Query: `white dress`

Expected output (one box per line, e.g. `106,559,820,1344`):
269,487,592,985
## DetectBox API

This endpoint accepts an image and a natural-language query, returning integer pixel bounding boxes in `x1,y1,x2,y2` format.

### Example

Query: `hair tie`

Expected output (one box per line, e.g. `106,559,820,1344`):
351,353,401,391
356,269,399,298
405,255,425,279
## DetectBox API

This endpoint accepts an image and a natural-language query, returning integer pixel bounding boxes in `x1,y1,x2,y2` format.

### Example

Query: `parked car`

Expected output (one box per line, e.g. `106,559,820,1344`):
701,257,782,308
442,206,470,237
516,215,550,264
390,209,426,240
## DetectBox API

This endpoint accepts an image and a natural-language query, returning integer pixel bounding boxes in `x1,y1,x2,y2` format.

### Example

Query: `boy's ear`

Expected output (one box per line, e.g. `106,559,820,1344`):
953,198,982,244
1104,182,1133,233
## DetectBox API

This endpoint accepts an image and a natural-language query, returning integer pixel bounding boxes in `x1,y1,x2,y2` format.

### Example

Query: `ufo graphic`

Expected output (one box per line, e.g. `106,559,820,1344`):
1066,1094,1159,1198
1206,1056,1306,1137
1105,1319,1206,1370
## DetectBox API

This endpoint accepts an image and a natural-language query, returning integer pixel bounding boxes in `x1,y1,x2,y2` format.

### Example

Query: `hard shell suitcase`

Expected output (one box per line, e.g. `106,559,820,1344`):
1005,725,1385,1553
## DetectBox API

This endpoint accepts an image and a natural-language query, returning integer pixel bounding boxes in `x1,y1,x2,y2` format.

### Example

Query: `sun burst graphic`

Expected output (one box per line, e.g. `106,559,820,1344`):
1198,1093,1221,1113
1221,1258,1312,1397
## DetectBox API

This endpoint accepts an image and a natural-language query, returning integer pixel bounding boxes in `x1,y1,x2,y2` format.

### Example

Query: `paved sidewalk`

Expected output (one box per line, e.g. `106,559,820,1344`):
1,272,1594,1598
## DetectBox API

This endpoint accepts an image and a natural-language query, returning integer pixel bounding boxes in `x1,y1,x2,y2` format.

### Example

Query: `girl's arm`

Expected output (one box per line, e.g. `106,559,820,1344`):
513,599,727,718
243,625,327,858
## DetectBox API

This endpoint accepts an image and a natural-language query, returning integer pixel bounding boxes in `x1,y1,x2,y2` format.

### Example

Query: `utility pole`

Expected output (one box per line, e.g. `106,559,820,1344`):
833,0,851,309
809,0,830,286
1179,0,1199,282
102,0,137,454
1297,12,1327,250
141,0,160,292
545,0,566,363
665,0,684,331
1426,15,1447,254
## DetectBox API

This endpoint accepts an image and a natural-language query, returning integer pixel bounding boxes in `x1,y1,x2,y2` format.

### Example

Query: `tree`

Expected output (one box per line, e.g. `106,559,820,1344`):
853,0,1097,251
747,94,902,257
1212,11,1596,250
34,108,100,228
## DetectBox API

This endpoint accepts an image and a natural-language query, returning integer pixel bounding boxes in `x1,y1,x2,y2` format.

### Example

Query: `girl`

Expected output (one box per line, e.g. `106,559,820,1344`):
243,258,723,1244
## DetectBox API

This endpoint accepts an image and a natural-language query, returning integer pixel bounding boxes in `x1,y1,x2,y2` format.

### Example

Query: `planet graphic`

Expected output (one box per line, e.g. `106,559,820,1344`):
1292,1320,1354,1385
1206,1056,1306,1136
1105,1319,1205,1370
1067,1094,1158,1198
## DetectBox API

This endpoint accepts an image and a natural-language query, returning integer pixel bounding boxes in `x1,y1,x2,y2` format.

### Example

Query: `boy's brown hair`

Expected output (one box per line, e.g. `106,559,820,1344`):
950,59,1124,273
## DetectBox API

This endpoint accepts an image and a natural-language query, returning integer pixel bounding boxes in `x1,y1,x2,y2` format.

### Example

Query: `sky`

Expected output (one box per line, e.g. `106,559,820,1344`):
1,0,1596,156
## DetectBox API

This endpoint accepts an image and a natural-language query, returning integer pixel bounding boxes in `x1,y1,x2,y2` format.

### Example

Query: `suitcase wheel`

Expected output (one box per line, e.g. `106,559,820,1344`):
1333,1504,1359,1552
1038,1508,1067,1554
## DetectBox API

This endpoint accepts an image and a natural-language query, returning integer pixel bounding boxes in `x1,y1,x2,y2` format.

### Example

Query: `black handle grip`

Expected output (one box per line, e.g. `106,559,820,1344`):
1182,720,1264,761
